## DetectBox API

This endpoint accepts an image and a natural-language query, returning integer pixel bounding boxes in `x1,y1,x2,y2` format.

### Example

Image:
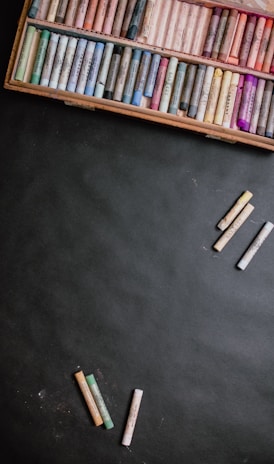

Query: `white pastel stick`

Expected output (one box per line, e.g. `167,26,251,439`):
237,221,274,270
122,389,143,447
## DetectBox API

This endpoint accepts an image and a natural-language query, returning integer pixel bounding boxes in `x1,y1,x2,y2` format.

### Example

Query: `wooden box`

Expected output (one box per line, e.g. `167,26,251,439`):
4,0,274,151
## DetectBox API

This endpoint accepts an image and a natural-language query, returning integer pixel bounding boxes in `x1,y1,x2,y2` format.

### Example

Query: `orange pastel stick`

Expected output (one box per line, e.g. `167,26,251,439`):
229,13,247,58
247,16,266,68
74,370,104,426
239,14,257,66
93,0,109,32
255,18,274,71
83,0,100,30
227,56,239,65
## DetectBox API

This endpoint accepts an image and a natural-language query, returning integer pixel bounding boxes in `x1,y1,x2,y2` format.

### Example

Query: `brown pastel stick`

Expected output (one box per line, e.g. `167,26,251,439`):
217,190,253,231
218,9,239,62
74,370,104,426
121,0,137,37
213,203,254,252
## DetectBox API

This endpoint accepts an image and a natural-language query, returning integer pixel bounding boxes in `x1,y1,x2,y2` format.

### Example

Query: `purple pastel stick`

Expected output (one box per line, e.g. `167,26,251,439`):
203,7,222,57
237,74,254,130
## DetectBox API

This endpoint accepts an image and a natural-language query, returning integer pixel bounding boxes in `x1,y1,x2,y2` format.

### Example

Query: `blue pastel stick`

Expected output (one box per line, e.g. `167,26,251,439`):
122,49,142,104
131,51,151,106
84,42,105,96
67,38,88,93
144,53,161,98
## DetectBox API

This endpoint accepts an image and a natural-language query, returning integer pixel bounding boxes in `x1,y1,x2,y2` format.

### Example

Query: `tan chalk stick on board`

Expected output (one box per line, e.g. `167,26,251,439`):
213,202,254,251
217,190,253,231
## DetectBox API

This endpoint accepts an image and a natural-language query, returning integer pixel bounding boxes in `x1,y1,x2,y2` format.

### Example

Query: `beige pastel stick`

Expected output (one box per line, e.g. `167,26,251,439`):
213,70,232,125
122,389,143,447
203,67,223,124
23,30,41,83
222,72,240,128
217,190,253,231
213,203,254,252
164,0,181,50
74,370,104,426
154,0,173,47
172,1,190,52
190,6,213,56
237,221,274,270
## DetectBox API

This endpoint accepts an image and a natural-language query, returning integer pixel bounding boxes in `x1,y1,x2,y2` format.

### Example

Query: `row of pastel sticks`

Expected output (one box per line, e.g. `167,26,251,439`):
27,0,274,72
28,0,160,40
14,27,274,138
74,370,143,446
202,6,274,72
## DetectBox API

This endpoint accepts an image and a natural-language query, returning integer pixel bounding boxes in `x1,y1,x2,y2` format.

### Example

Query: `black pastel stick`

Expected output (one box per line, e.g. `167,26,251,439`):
103,45,122,100
126,0,147,40
180,64,197,112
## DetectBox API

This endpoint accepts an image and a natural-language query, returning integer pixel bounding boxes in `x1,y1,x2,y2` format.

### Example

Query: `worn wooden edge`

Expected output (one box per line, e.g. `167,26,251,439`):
4,79,274,151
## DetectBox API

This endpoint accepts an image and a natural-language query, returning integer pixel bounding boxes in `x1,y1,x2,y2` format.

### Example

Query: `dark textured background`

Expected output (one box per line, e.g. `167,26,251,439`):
1,2,274,463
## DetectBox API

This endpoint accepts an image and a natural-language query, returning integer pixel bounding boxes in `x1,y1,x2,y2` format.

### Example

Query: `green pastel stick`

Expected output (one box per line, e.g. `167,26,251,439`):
31,29,50,85
86,374,114,430
15,25,36,81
